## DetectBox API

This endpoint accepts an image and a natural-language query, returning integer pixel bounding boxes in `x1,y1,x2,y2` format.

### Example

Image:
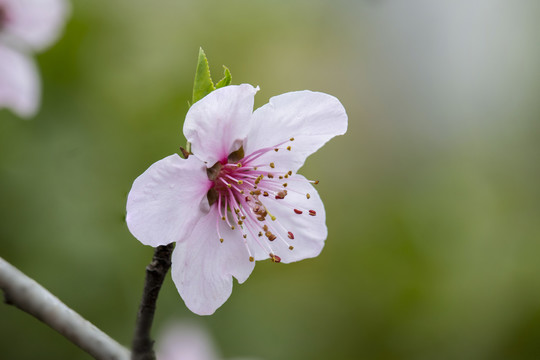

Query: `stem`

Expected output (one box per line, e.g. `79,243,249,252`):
0,257,130,360
131,244,174,360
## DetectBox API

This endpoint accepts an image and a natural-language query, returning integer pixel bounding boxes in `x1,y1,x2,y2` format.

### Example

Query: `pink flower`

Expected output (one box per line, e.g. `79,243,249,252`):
157,321,258,360
126,84,347,315
0,0,69,118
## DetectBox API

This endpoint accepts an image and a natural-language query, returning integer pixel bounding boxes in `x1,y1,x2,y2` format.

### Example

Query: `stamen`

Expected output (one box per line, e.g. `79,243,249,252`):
286,146,291,151
270,162,275,168
309,210,316,216
270,254,281,263
294,209,303,214
306,193,311,199
288,231,294,239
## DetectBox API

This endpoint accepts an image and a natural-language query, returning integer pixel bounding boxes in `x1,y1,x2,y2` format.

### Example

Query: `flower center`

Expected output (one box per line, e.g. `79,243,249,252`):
207,138,318,263
0,6,8,31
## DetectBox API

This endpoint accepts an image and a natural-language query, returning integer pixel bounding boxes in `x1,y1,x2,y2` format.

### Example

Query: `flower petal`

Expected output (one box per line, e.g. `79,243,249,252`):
184,84,258,165
1,0,70,52
244,91,347,172
126,154,212,247
262,174,327,264
0,45,39,118
171,206,255,315
157,322,219,360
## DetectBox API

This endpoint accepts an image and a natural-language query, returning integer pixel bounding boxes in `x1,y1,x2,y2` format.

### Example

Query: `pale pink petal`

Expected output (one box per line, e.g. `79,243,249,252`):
0,44,39,118
126,154,212,247
262,174,327,264
184,84,258,166
157,322,219,360
244,91,347,172
171,206,255,315
1,0,70,51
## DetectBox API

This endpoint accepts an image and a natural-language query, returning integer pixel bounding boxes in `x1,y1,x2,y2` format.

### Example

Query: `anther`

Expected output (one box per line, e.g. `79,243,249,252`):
243,234,247,238
284,174,289,179
220,238,224,243
306,193,311,199
241,215,246,220
309,210,316,216
286,146,291,151
258,231,263,237
221,216,226,220
237,163,242,167
270,254,281,263
290,137,295,141
227,183,232,188
287,171,292,176
268,174,274,179
270,162,275,168
231,226,235,230
274,148,279,152
249,256,254,262
289,246,294,250
263,191,269,197
288,231,294,239
238,220,243,225
294,209,303,214
314,180,319,185
283,183,288,187
279,176,283,179
238,180,243,184
263,225,268,231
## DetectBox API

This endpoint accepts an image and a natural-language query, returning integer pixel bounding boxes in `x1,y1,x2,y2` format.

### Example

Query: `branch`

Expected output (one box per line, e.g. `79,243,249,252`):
0,256,130,360
131,244,174,360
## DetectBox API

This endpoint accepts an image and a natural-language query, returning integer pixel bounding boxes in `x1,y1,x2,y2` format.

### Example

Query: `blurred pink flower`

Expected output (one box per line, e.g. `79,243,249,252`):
157,322,257,360
0,0,69,118
127,84,347,315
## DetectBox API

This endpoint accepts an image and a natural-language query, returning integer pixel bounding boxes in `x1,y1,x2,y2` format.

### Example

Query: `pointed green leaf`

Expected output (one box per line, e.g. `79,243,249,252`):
192,47,215,104
215,66,232,89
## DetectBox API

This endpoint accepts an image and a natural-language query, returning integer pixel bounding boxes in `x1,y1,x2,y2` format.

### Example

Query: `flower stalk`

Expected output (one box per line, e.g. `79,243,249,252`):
131,243,174,360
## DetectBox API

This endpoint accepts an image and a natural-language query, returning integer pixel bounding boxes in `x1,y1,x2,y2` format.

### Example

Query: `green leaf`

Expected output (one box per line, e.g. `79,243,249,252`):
192,47,215,104
215,66,232,89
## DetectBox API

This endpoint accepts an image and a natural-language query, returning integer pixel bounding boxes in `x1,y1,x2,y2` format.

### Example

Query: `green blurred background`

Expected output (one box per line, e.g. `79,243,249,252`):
2,0,540,359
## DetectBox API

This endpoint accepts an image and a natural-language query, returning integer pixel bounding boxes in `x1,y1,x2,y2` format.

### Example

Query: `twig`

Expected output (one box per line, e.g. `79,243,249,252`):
131,244,174,360
0,256,130,360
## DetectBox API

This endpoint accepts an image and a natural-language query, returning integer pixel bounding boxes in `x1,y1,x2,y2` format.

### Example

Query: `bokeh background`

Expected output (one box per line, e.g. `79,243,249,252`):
2,0,540,359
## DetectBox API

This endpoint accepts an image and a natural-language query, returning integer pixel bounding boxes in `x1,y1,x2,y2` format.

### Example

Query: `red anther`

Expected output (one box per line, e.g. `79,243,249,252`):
309,210,316,216
288,231,294,239
245,196,252,202
263,191,269,197
275,195,284,199
270,254,281,263
294,209,303,214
